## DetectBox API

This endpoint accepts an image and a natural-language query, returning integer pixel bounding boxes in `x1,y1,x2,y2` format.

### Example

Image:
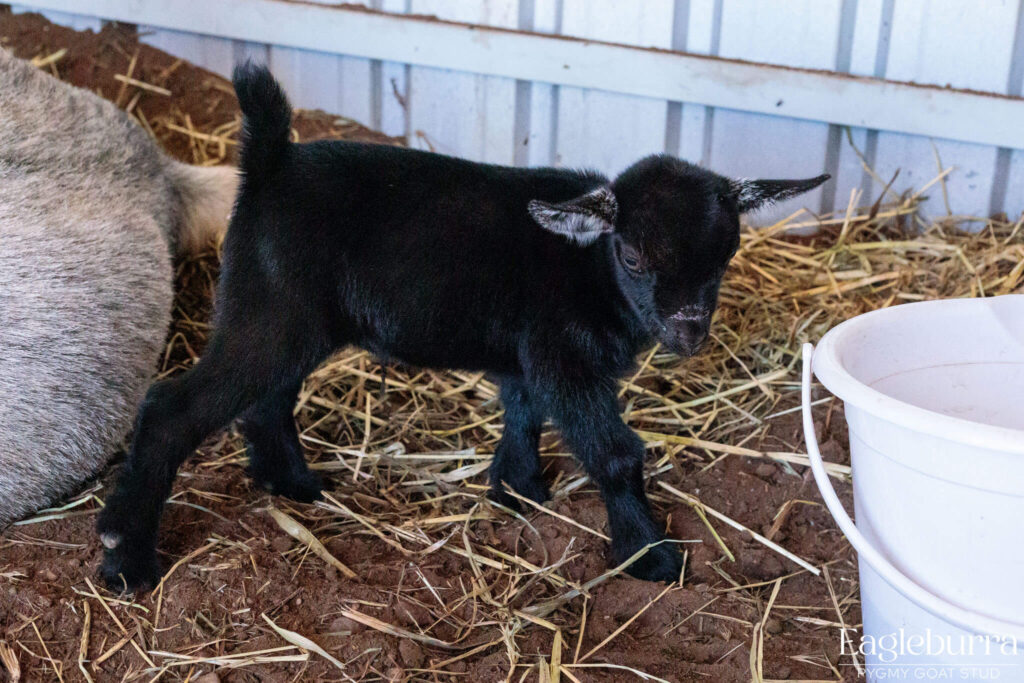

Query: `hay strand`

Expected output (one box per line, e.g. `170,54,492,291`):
267,507,358,579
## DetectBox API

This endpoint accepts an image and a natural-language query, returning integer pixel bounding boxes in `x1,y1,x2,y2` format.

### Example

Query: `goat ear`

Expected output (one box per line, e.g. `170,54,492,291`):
730,174,830,213
528,186,617,245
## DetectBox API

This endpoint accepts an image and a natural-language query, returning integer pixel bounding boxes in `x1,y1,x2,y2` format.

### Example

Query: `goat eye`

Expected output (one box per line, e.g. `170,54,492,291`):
620,249,642,273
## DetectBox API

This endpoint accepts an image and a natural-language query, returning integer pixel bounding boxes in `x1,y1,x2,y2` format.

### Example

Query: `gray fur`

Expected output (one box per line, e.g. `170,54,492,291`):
0,48,238,526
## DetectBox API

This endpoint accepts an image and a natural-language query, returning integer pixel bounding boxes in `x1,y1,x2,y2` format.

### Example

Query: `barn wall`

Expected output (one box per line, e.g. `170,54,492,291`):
13,0,1024,224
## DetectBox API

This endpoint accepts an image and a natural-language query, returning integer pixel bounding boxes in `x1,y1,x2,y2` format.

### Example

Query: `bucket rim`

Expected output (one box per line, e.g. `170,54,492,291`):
813,295,1024,457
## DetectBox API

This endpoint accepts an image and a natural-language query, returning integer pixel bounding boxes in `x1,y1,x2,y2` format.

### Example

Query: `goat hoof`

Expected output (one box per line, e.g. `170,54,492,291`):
621,543,684,583
99,544,161,594
516,477,551,505
252,468,323,503
100,532,121,549
488,476,550,511
487,486,521,511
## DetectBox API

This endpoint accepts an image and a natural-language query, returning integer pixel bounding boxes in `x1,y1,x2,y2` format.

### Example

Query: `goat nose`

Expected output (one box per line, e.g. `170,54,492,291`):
672,318,709,348
680,319,705,339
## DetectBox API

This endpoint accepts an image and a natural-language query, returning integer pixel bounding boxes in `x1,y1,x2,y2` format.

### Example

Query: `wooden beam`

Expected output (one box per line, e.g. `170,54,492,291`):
18,0,1024,149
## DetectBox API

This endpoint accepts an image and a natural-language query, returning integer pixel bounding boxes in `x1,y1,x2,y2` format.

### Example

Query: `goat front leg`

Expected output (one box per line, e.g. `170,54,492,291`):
489,376,549,509
549,382,683,583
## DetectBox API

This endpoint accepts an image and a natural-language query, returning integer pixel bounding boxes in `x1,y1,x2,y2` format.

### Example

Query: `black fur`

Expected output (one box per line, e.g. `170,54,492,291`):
96,62,829,592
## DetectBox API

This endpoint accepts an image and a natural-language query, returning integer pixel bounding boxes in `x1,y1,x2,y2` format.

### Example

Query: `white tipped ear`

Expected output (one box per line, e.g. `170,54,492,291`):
528,186,617,245
731,174,831,213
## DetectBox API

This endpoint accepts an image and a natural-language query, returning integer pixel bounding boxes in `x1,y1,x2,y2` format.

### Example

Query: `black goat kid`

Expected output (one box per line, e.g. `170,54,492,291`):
97,63,829,591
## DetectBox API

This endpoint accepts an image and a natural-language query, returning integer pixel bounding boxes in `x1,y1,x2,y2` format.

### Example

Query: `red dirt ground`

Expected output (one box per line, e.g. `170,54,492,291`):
0,11,861,682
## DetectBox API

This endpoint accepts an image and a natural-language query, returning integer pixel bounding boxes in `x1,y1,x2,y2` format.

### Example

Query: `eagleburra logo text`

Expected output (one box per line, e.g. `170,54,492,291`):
841,629,1020,663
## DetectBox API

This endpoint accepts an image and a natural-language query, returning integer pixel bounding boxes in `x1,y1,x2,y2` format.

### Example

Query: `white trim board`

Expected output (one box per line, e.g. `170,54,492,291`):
18,0,1024,150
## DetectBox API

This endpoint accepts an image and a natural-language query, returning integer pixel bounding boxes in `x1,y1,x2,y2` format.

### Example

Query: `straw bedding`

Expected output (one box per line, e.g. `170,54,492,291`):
2,10,1021,683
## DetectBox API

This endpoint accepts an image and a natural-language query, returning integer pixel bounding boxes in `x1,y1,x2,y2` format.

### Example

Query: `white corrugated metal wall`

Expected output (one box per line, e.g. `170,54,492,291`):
13,0,1024,224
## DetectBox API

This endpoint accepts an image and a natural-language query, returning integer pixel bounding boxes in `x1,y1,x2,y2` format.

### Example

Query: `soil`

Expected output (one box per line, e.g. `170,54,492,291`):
0,10,862,683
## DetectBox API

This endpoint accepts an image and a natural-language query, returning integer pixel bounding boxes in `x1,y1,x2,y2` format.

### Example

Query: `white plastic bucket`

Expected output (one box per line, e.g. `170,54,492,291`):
801,295,1024,682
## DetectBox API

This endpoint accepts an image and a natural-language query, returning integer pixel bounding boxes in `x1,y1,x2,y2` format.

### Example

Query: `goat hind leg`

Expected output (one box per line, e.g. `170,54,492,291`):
96,335,301,592
239,381,321,502
488,377,549,509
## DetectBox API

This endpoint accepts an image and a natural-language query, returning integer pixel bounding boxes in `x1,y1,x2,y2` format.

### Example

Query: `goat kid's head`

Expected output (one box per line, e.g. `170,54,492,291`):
529,155,829,357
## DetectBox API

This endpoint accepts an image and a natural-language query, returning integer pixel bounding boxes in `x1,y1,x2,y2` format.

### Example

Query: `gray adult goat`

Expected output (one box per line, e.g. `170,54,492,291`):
0,48,237,526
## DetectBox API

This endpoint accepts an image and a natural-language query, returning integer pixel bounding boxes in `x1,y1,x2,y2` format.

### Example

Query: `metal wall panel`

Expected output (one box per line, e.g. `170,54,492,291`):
874,0,1020,220
554,0,674,175
406,0,518,162
13,0,1024,223
709,0,843,223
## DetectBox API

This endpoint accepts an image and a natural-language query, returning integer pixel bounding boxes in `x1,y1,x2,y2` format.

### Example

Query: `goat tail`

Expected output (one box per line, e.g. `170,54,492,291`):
164,162,240,255
232,61,293,187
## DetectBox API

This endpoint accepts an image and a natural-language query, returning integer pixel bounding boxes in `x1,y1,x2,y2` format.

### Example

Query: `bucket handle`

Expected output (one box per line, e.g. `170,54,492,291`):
801,343,1024,642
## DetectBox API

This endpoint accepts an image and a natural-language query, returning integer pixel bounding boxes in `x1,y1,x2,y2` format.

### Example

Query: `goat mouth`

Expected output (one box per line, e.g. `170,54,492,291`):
659,336,705,358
